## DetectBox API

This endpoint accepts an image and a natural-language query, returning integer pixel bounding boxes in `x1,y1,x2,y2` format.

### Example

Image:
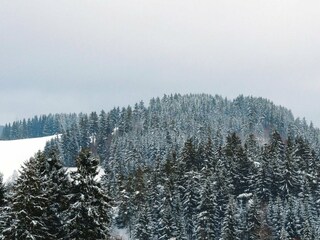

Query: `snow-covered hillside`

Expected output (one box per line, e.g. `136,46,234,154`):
0,135,56,182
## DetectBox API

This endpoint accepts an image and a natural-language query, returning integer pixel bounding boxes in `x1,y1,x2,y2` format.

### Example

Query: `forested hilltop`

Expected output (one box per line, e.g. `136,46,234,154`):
2,93,320,239
2,94,320,165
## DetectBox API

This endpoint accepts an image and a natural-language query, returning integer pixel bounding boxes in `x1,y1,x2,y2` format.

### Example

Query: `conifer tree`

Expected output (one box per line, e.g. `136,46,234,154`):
40,151,71,239
89,111,99,138
220,197,237,240
244,134,260,163
281,137,299,198
180,138,197,172
247,194,261,240
268,131,286,197
78,114,90,150
134,204,152,240
116,176,135,232
157,201,176,240
180,171,200,240
284,198,298,239
273,197,285,238
60,128,79,167
65,149,112,239
0,173,6,234
196,179,215,240
225,133,253,195
97,110,112,162
203,136,217,172
2,154,52,239
256,149,272,203
156,176,179,240
0,174,5,207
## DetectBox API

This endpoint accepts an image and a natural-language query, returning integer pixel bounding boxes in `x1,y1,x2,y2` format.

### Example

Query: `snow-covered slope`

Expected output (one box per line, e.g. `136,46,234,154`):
0,135,56,182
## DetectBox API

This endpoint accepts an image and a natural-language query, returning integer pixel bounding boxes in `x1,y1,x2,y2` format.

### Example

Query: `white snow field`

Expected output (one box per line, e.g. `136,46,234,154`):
0,135,56,182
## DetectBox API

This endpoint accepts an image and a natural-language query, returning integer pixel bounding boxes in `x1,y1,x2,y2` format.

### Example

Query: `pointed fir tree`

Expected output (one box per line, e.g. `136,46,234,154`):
65,149,112,239
180,138,197,172
78,114,90,150
2,153,53,239
280,136,300,199
116,175,135,234
60,128,79,167
202,136,217,174
0,173,6,234
283,198,298,239
225,132,253,196
268,130,286,197
220,197,237,240
180,171,200,240
244,134,260,163
195,179,215,240
97,110,112,163
40,151,71,239
256,148,272,203
246,194,261,240
155,176,179,240
0,173,5,206
157,201,176,240
133,204,152,240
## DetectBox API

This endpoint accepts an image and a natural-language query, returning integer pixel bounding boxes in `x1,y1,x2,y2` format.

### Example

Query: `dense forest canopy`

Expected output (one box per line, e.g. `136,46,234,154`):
1,94,320,166
2,94,319,157
1,93,320,239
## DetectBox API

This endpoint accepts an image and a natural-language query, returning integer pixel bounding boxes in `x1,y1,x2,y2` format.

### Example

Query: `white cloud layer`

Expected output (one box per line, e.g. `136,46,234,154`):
1,0,320,126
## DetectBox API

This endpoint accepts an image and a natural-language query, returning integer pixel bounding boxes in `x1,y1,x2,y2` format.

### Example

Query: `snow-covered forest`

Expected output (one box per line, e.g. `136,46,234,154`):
2,94,320,239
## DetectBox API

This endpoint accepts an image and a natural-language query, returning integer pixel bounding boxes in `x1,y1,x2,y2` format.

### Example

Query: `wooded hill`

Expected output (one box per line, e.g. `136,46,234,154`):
2,94,320,165
2,93,320,239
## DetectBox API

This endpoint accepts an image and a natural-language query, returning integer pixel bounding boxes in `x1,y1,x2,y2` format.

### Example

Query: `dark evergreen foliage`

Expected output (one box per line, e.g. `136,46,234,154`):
0,150,112,239
0,175,4,208
65,149,112,240
2,153,52,239
2,94,320,239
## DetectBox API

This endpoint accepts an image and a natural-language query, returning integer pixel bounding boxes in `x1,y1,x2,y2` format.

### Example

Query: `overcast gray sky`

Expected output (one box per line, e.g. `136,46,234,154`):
1,0,320,126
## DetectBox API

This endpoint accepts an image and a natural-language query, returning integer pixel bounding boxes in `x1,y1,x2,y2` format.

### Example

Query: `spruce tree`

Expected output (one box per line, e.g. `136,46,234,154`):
268,131,286,197
156,177,178,240
284,198,298,239
247,194,261,240
196,179,215,240
0,174,5,207
2,154,52,239
220,197,237,240
134,204,152,240
225,133,253,196
0,173,6,234
40,151,71,239
65,149,112,239
180,138,197,172
180,171,200,240
280,137,299,199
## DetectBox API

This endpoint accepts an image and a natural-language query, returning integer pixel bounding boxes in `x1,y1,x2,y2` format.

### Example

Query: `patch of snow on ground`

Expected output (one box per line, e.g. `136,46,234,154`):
111,227,131,240
0,135,57,182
